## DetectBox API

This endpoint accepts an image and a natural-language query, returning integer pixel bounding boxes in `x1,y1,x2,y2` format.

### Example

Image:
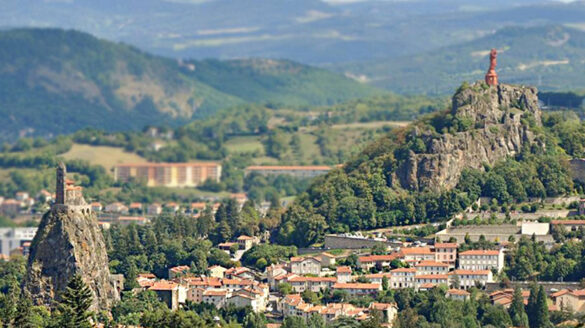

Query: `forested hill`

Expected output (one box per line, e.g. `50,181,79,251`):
0,28,380,140
276,82,579,246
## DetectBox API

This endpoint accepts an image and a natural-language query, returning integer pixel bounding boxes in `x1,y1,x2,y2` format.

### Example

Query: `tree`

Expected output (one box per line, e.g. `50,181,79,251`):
243,312,267,328
509,287,529,328
282,316,307,328
301,289,320,304
307,313,326,328
51,274,94,328
382,276,389,291
278,283,293,295
531,286,552,328
371,243,387,255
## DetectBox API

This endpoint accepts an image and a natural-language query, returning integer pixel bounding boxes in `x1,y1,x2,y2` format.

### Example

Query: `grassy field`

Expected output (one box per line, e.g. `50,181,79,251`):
61,144,148,171
224,136,265,154
329,121,410,129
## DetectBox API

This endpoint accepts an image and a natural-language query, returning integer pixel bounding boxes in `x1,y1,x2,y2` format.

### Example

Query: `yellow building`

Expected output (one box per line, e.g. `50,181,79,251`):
114,163,221,187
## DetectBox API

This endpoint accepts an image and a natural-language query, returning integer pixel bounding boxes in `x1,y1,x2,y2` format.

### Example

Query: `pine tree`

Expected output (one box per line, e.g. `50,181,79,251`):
52,274,94,328
526,284,538,328
382,276,389,291
533,285,552,328
509,287,529,328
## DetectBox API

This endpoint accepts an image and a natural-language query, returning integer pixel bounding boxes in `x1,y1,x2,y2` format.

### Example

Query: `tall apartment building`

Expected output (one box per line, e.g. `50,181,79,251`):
458,249,505,272
114,163,222,187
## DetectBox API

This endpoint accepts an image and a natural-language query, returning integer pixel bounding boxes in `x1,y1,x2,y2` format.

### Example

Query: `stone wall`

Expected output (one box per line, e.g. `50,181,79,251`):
324,235,403,250
485,281,581,294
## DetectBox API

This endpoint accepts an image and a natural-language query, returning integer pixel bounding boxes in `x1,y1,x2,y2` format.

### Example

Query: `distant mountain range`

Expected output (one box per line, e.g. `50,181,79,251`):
336,25,585,95
0,0,582,65
0,28,379,140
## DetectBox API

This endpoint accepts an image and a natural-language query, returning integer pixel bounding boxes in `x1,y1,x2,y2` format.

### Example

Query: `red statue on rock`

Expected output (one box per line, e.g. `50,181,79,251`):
485,48,498,86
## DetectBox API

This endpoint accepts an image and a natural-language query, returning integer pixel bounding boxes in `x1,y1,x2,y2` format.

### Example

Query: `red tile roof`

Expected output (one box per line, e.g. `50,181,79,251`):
336,266,352,274
460,250,500,256
358,254,399,262
434,243,458,249
415,260,449,267
149,281,178,291
333,283,380,290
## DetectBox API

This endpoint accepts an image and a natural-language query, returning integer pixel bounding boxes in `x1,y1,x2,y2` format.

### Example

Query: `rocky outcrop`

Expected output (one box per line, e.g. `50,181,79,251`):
396,82,542,191
23,164,118,312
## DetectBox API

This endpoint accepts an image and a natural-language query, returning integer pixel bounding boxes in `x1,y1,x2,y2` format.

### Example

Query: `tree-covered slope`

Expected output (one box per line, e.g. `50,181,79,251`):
276,82,577,246
0,28,380,140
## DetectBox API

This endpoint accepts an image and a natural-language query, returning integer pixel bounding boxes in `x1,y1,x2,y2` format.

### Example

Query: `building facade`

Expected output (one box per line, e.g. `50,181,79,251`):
115,163,222,187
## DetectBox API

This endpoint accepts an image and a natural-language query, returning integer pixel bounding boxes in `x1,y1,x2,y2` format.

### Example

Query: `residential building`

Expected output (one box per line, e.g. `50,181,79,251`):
290,257,321,275
237,235,259,250
552,289,585,312
114,162,222,187
390,268,416,289
117,216,149,226
336,266,352,283
147,203,162,216
459,249,505,272
208,265,228,279
332,283,381,296
244,165,331,178
433,243,458,268
90,202,102,212
551,220,585,232
129,202,143,213
399,247,434,265
414,260,449,275
446,289,471,301
288,276,336,293
319,252,336,267
105,202,128,214
364,273,392,286
449,269,493,289
202,289,228,308
414,274,449,290
149,281,181,311
0,199,21,215
0,227,37,256
169,265,190,279
368,303,398,324
357,254,399,271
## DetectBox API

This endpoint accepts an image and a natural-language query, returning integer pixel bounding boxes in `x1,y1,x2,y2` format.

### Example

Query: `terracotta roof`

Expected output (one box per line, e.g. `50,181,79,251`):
358,254,399,262
321,252,335,258
369,302,396,310
290,256,320,263
434,243,458,249
118,216,147,222
149,281,178,291
415,260,449,267
333,283,380,290
218,242,237,247
365,273,393,279
551,220,585,225
460,249,500,256
246,165,331,171
415,274,448,280
418,283,437,289
169,265,190,273
447,289,470,296
191,202,207,209
336,266,352,273
400,247,432,255
288,276,336,283
203,289,228,296
390,268,416,273
237,235,254,241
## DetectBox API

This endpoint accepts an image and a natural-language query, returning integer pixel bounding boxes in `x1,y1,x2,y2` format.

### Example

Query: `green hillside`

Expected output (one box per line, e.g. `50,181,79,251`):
339,25,585,95
0,28,380,140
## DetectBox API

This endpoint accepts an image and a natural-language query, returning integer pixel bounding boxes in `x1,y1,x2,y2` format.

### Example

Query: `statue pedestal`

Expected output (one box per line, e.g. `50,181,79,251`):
485,71,498,86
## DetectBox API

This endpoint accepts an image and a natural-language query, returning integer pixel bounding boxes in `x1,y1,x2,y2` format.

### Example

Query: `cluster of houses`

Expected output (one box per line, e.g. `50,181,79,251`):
0,191,48,216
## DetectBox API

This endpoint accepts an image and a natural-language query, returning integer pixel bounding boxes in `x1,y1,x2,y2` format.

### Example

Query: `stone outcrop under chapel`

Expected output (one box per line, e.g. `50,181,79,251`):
22,163,119,312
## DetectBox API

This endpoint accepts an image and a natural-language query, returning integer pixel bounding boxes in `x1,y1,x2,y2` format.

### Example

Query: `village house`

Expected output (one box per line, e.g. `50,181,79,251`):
208,265,228,279
90,202,102,212
459,249,505,272
225,267,255,280
364,272,392,286
552,289,585,312
237,235,259,250
390,267,416,289
202,289,228,308
147,203,162,216
149,281,181,311
165,202,180,213
266,264,288,289
399,247,434,265
446,288,471,301
290,256,321,275
117,216,149,226
414,260,449,275
319,252,336,267
288,276,336,293
336,266,352,283
369,303,398,324
332,283,381,296
129,202,142,213
414,274,449,290
449,269,493,289
551,220,585,232
357,254,399,271
169,265,191,279
0,199,21,215
105,202,128,214
190,202,207,213
433,243,458,268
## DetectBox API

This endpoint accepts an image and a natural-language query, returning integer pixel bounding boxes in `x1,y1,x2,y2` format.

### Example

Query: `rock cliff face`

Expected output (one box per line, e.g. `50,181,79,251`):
23,164,118,312
396,83,542,191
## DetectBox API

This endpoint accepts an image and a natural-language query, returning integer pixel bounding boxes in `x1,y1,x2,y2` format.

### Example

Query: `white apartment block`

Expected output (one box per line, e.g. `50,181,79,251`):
458,249,504,272
414,260,449,275
449,270,493,290
390,268,416,289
